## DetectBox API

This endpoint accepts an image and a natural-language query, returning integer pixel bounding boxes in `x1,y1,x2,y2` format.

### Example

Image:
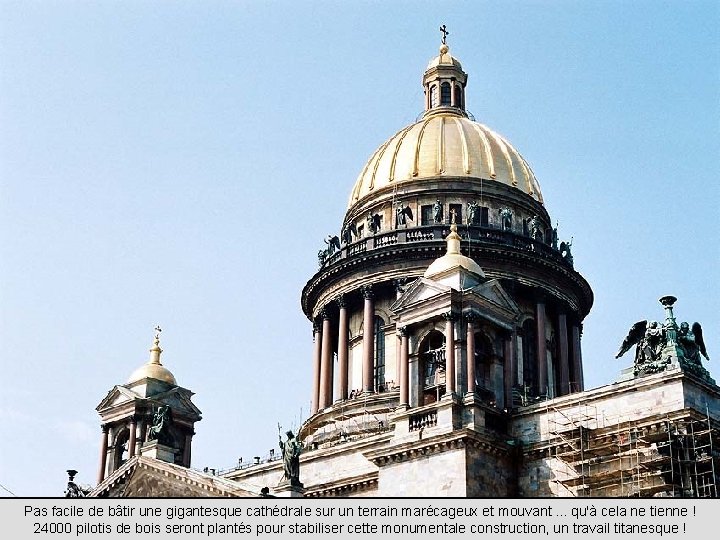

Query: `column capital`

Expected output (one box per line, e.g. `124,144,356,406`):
361,284,374,300
397,325,408,337
312,320,321,335
442,311,458,322
335,294,347,308
464,311,479,323
320,307,330,320
101,424,109,434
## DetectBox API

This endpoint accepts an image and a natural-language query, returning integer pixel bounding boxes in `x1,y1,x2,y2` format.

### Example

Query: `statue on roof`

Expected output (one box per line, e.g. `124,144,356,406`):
433,200,443,223
278,425,303,486
64,470,90,497
395,203,413,228
148,405,174,446
528,215,543,241
615,297,713,382
324,234,341,256
366,212,381,234
500,207,512,231
677,322,709,365
341,222,357,245
560,238,573,267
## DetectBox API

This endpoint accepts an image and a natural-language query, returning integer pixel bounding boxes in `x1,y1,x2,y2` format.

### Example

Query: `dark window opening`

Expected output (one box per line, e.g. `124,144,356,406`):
480,207,489,227
421,205,433,226
454,85,463,108
440,82,451,105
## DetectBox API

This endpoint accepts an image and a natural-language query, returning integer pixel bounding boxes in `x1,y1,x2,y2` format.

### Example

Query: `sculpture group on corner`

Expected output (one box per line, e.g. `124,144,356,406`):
616,296,710,381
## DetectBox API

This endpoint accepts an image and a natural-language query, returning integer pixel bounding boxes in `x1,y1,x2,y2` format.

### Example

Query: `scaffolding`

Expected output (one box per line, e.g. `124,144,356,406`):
547,406,718,497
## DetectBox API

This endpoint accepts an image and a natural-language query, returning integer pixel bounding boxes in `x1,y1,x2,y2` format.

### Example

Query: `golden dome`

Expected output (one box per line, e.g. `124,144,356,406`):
127,332,177,385
348,111,543,209
424,223,485,279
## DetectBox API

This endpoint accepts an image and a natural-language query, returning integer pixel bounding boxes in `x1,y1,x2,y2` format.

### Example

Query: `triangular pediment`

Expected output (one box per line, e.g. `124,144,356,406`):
390,278,451,313
90,456,260,498
469,279,520,315
96,385,142,411
151,387,202,420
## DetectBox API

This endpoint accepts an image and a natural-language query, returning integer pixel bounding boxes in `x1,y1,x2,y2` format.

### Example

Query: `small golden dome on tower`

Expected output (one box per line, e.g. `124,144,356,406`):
127,327,177,385
424,222,485,279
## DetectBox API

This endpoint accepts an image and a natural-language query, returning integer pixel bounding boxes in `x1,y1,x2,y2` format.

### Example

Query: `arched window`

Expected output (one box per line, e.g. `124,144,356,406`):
429,85,438,108
374,316,385,391
473,332,493,391
112,428,129,471
454,85,463,108
419,330,445,404
440,82,451,105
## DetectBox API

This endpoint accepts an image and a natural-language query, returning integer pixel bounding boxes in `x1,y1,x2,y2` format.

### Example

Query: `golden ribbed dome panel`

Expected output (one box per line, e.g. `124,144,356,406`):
348,113,543,208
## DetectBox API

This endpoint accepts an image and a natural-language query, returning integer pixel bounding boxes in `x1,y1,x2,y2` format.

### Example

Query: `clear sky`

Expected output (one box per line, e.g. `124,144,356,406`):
1,1,718,497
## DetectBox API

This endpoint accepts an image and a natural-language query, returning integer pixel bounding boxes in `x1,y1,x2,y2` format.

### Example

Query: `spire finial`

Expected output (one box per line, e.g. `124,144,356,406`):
440,24,449,45
149,325,163,365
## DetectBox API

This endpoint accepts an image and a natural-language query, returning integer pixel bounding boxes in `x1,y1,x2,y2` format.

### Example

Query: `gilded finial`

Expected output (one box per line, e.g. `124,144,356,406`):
149,325,163,364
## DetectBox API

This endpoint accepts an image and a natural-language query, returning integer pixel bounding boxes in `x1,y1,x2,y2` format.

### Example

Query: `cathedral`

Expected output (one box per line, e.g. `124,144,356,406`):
89,39,719,498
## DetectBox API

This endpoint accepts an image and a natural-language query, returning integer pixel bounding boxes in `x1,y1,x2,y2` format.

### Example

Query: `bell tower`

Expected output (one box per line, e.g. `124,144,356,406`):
422,26,468,115
95,328,202,485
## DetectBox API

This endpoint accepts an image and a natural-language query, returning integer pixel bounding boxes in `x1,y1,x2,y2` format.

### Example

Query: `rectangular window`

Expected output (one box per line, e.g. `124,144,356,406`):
480,207,489,226
421,205,433,226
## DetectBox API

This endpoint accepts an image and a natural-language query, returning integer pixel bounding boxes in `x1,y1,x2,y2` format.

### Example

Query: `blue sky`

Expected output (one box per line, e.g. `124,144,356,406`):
1,1,718,496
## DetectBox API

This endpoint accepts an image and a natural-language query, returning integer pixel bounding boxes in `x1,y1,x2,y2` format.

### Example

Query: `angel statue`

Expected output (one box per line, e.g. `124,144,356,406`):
324,234,341,256
677,322,709,365
366,212,381,235
341,222,357,245
615,320,664,365
395,203,413,228
467,201,480,225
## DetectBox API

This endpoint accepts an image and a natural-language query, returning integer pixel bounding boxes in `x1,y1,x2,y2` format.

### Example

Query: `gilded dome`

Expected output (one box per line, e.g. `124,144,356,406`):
127,334,177,385
348,110,543,209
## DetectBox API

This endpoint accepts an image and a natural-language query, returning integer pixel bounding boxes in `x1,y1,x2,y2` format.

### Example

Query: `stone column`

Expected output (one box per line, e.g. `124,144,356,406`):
558,313,570,396
127,417,137,458
183,433,193,467
336,295,349,401
97,425,109,484
398,326,409,406
444,312,457,395
319,309,333,409
361,285,375,393
571,324,584,392
536,301,547,396
311,321,322,415
504,332,514,408
466,313,477,394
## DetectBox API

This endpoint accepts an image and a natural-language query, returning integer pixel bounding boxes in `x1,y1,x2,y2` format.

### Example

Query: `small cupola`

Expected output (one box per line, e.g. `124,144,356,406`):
422,26,468,116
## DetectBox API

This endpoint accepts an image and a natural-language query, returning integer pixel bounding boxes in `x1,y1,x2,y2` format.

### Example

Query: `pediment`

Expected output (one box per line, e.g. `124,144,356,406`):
390,278,451,313
96,385,141,411
151,387,202,420
469,279,520,315
91,456,258,498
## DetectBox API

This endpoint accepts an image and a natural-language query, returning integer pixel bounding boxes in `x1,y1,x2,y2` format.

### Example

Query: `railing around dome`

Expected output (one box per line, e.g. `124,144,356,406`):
318,224,570,271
